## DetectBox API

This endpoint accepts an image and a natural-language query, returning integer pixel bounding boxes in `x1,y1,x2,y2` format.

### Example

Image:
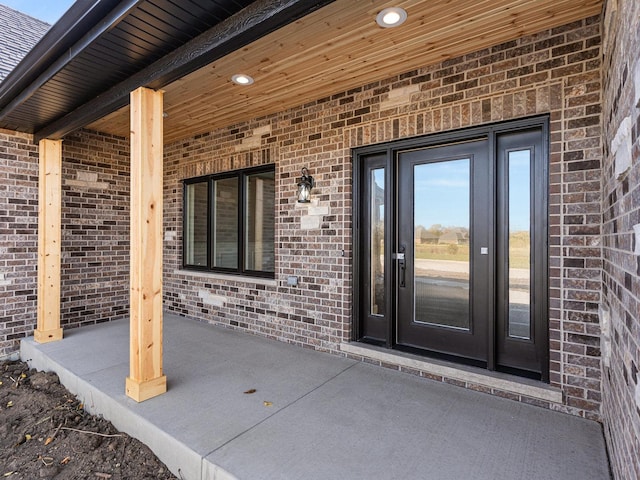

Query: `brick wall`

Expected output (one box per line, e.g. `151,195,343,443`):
601,0,640,477
60,130,130,330
0,129,130,357
163,16,603,418
0,129,38,357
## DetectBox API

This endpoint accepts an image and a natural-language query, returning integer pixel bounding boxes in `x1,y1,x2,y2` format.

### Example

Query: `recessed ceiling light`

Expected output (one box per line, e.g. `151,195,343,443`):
376,7,407,28
231,74,254,85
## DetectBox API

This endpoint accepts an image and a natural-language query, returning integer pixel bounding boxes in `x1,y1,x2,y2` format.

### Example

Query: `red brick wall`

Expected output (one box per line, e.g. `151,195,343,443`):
0,129,38,357
601,0,640,477
163,16,603,418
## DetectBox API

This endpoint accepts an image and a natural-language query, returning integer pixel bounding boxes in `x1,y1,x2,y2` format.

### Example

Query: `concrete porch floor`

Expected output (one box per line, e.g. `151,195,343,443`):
21,313,611,480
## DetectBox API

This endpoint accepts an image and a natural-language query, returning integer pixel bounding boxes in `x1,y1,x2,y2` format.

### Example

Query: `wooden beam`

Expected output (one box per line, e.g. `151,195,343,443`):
35,139,63,343
125,87,166,402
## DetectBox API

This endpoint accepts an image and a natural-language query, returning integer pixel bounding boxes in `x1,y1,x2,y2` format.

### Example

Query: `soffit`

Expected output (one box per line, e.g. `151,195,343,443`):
0,0,258,133
88,0,603,144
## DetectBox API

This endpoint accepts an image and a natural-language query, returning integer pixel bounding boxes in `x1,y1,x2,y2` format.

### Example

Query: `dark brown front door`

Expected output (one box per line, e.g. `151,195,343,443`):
356,118,549,380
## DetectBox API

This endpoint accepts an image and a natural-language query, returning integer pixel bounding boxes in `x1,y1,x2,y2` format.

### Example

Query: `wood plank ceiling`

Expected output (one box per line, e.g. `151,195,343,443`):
87,0,603,144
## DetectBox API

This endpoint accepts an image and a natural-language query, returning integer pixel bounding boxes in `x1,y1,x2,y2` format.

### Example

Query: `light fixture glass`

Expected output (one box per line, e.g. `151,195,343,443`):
231,74,254,85
297,167,315,203
376,7,407,28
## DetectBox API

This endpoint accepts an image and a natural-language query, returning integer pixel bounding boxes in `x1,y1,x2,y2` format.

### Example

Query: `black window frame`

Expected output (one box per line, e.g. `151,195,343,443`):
182,164,276,279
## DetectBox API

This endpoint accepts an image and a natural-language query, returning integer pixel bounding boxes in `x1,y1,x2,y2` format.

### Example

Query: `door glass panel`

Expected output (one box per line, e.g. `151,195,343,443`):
212,177,238,269
370,168,385,315
413,159,470,330
507,150,531,339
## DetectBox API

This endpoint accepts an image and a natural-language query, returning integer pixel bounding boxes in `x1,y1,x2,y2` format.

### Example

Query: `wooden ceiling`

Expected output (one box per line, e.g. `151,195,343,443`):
87,0,603,144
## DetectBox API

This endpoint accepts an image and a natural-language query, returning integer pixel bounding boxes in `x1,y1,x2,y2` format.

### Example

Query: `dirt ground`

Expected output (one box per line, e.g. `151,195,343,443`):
0,360,178,479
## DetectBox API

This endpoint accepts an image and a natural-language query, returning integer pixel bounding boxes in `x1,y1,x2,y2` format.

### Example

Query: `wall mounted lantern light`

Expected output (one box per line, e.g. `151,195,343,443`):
297,167,315,203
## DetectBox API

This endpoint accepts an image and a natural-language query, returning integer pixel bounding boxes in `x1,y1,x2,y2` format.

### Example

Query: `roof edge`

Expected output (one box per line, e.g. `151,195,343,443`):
0,0,122,110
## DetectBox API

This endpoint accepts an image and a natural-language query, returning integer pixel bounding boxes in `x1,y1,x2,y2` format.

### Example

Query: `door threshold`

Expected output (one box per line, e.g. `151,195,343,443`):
340,342,561,405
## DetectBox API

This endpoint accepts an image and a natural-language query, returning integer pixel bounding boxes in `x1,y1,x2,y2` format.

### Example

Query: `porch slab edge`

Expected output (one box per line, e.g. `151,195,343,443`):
19,336,205,480
340,342,562,404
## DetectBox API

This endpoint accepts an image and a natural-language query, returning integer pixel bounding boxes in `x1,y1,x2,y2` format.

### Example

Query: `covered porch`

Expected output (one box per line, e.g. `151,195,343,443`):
16,0,606,405
21,312,610,480
2,0,638,477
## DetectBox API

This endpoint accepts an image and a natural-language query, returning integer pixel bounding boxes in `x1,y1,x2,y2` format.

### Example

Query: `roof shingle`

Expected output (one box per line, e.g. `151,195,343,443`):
0,4,50,84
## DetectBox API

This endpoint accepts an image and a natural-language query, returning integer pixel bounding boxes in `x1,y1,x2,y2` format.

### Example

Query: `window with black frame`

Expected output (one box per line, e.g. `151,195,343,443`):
183,165,275,277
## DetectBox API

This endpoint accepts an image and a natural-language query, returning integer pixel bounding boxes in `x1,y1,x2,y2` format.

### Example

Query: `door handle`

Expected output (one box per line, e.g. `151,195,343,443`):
396,245,406,288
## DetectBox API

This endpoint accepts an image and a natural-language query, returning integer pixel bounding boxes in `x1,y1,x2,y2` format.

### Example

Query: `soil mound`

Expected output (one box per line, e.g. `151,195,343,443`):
0,360,177,479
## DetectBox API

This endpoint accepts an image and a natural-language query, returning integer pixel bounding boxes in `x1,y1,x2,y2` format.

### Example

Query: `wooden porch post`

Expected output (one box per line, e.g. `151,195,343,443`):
35,139,63,343
125,87,167,402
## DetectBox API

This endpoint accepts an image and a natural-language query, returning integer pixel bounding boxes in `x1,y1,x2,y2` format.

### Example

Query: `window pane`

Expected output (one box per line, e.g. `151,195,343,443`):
371,168,385,315
212,177,238,269
507,150,532,339
245,171,275,272
184,182,208,266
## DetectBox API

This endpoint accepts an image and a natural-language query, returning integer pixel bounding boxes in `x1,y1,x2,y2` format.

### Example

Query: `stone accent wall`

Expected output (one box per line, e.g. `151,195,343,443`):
163,16,603,418
0,129,38,357
601,0,640,477
60,130,130,330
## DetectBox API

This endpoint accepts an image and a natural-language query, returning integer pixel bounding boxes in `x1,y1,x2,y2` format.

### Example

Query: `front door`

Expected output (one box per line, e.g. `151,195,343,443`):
355,119,548,380
396,139,490,364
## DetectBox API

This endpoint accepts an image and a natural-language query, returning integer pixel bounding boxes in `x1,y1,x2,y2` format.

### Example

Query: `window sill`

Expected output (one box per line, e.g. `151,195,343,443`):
174,269,278,287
